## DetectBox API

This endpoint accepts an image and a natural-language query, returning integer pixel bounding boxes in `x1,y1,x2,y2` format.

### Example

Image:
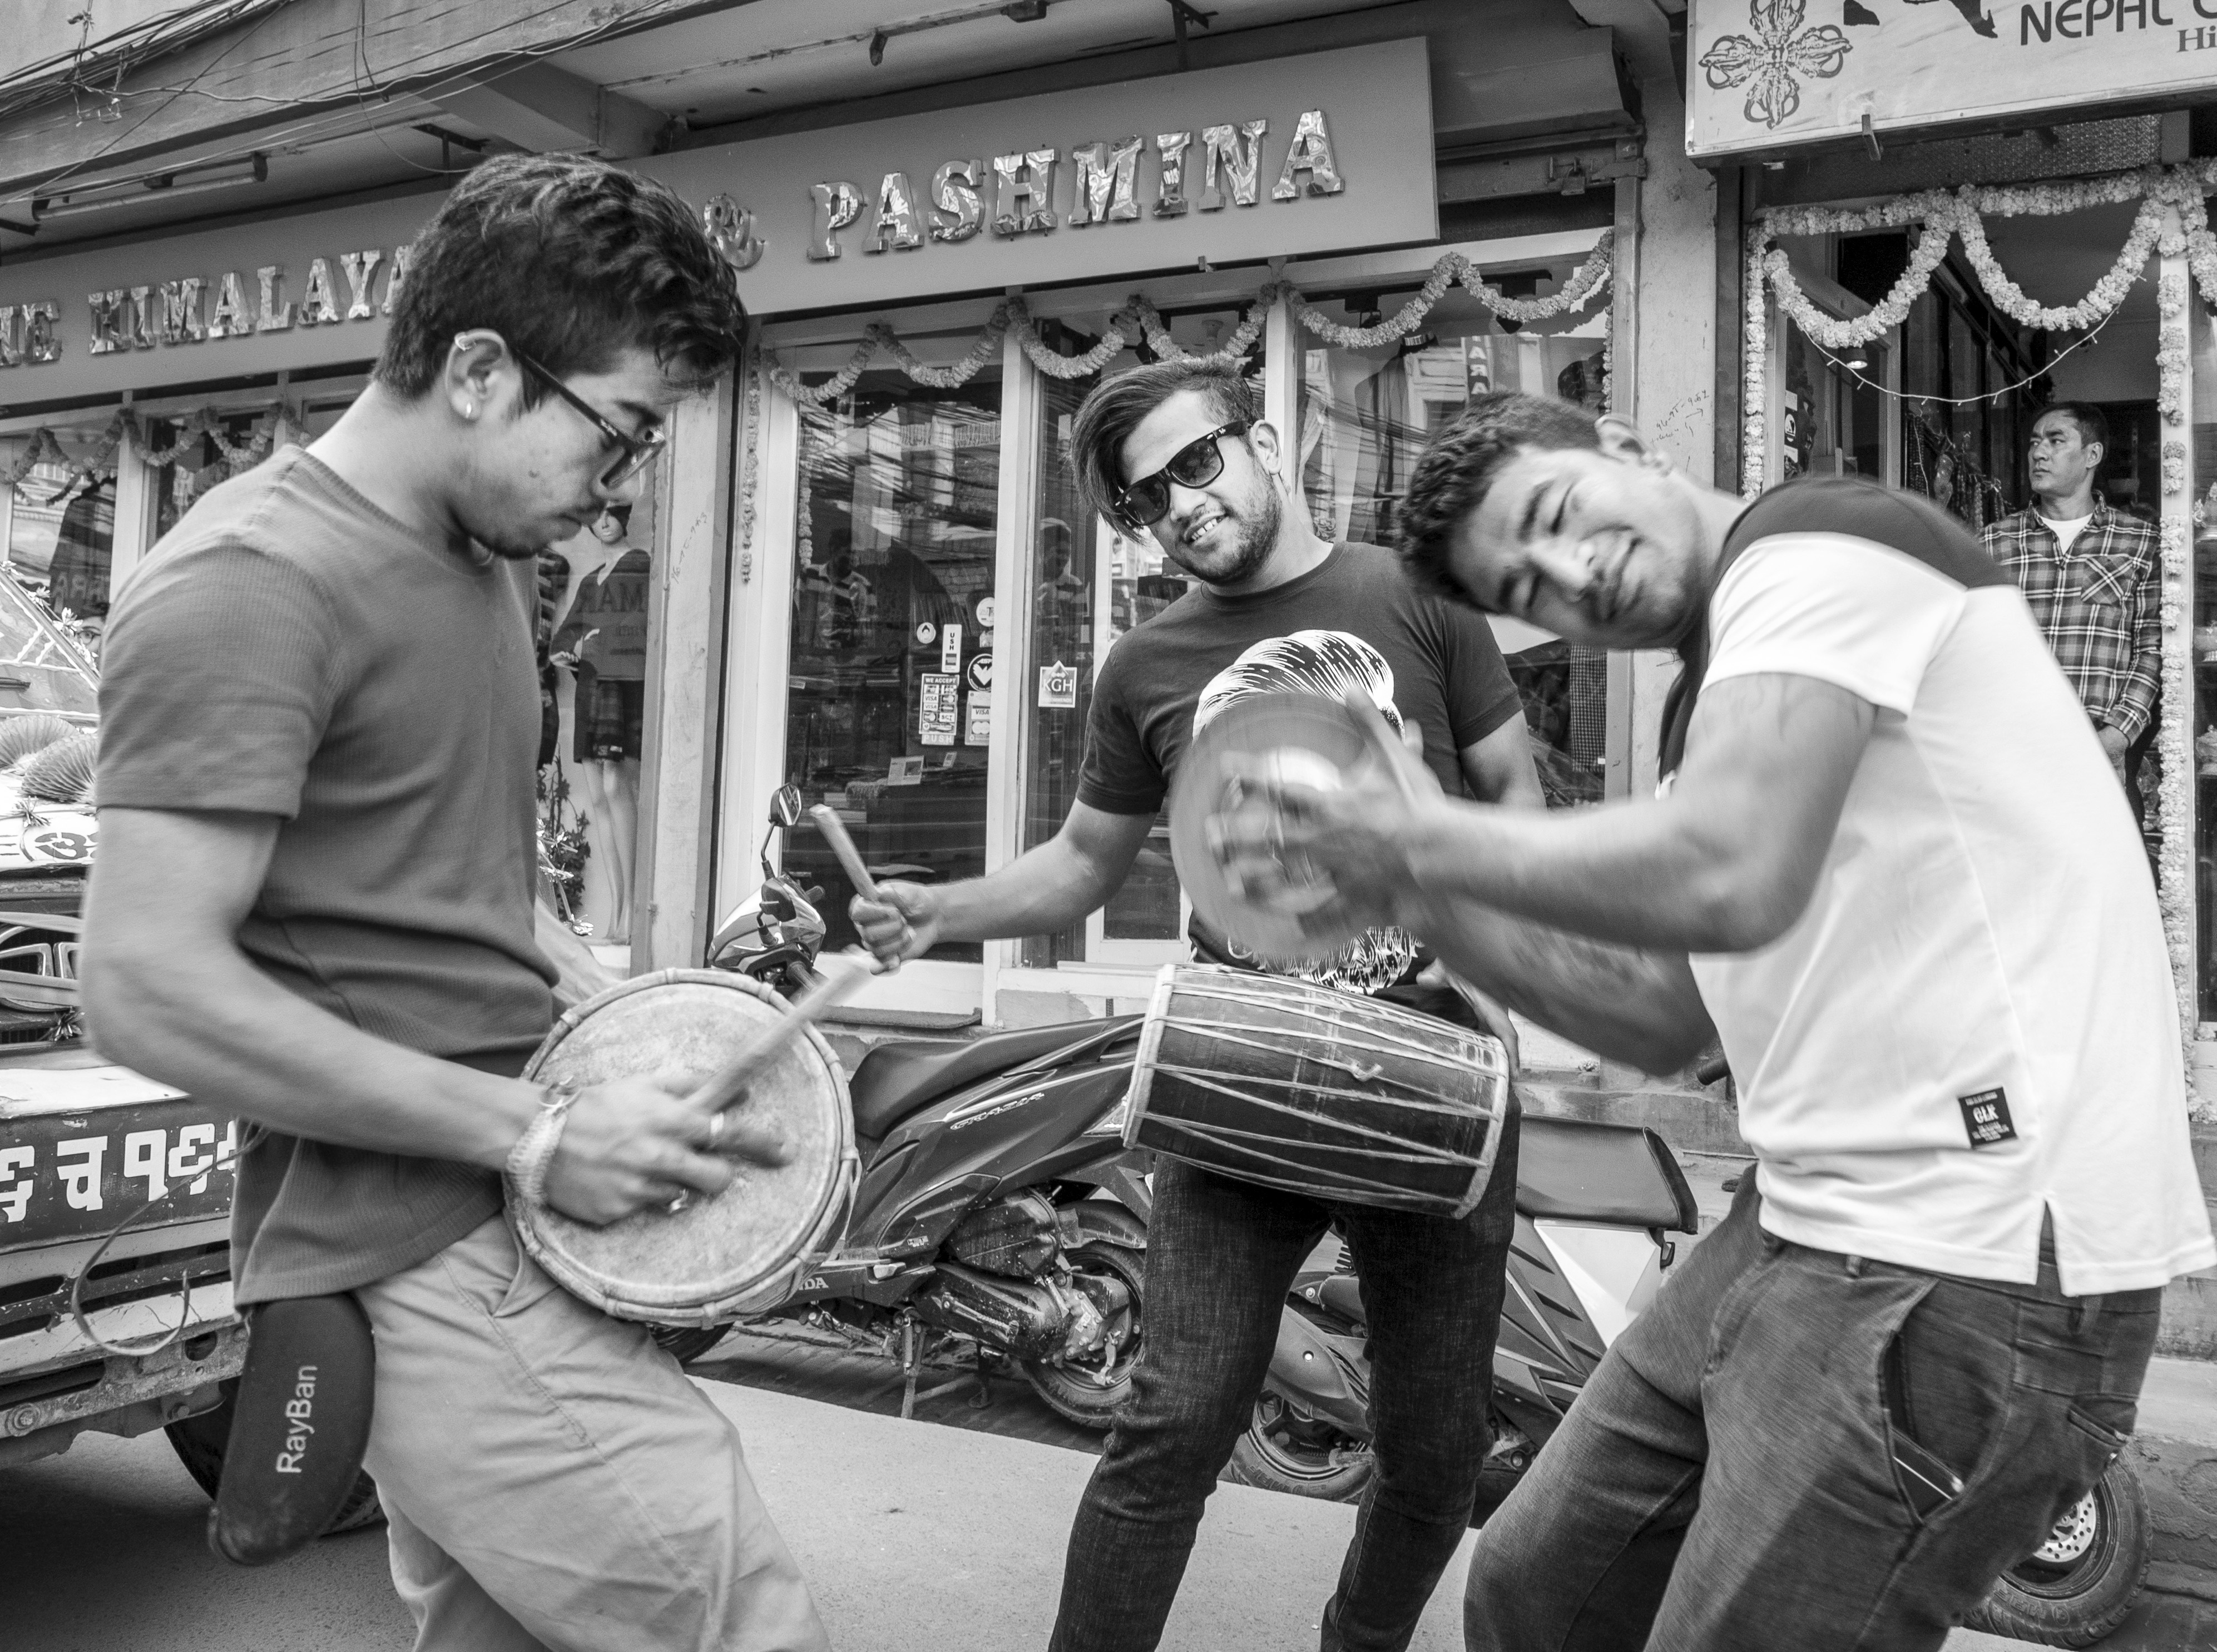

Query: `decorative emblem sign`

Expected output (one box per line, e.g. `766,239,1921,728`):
1687,0,2217,157
1698,0,1853,130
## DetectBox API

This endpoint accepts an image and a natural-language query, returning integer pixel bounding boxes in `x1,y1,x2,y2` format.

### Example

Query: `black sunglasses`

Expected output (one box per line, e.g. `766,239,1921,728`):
1111,421,1251,532
506,343,668,489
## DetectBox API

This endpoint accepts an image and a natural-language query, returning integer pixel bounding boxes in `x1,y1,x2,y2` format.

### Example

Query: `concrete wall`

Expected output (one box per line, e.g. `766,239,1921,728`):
1623,76,1716,794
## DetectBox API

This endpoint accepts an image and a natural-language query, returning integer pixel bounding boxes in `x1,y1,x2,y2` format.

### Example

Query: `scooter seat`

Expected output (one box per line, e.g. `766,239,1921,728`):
849,1019,1136,1140
1514,1115,1701,1234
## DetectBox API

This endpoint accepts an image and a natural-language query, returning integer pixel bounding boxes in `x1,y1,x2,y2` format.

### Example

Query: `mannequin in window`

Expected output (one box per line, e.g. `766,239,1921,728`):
549,508,650,944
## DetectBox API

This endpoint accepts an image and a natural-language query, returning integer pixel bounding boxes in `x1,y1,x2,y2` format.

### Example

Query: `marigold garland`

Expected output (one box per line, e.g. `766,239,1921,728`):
3,402,288,504
764,236,1616,404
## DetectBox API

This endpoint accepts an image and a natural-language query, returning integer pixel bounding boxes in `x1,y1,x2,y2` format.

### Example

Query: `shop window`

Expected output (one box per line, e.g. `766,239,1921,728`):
151,411,275,541
0,463,97,720
1295,284,1611,806
1017,306,1258,967
545,488,656,948
6,459,112,644
783,362,1003,962
1780,328,1890,484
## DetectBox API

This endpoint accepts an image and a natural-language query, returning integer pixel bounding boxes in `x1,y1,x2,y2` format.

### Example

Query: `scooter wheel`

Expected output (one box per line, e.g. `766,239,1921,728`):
1225,1391,1375,1503
1020,1242,1145,1429
1961,1457,2149,1648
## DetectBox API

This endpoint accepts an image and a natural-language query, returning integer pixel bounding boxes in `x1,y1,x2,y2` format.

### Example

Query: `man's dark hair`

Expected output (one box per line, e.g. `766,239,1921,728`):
1068,358,1260,526
1399,391,1601,609
378,154,746,405
2035,400,2109,468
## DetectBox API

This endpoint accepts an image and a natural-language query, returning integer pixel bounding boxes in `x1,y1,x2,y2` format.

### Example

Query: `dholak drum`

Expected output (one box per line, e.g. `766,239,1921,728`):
509,970,858,1327
1123,963,1510,1218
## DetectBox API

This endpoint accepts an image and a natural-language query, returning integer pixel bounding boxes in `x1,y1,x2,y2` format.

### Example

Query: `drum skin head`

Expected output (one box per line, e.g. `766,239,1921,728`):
1169,692,1377,963
515,970,855,1323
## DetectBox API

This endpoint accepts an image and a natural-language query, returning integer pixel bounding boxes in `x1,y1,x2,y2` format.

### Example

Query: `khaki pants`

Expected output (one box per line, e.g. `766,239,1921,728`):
357,1216,829,1652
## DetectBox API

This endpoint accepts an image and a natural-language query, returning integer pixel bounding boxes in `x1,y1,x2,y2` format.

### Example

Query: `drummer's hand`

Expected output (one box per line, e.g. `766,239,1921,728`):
1205,692,1447,937
850,881,939,968
541,1076,789,1225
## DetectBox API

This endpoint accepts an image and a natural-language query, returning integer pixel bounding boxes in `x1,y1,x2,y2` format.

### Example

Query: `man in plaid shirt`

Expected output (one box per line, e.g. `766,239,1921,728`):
1980,403,2159,808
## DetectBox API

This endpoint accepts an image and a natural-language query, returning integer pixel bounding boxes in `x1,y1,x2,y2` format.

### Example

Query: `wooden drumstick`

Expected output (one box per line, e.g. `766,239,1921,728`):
809,804,883,902
686,949,878,1115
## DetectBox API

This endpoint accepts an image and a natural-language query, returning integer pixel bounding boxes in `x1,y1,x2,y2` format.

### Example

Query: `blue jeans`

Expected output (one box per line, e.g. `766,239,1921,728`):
1048,1115,1520,1652
1464,1176,2159,1651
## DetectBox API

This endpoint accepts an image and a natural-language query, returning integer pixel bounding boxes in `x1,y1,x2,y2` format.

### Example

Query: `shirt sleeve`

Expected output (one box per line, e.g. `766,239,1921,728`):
1074,647,1166,816
1704,535,1966,716
1434,599,1527,750
2105,535,2163,744
97,542,347,818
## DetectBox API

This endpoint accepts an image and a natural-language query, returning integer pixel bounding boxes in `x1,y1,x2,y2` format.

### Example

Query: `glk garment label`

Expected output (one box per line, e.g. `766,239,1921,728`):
1957,1088,2017,1149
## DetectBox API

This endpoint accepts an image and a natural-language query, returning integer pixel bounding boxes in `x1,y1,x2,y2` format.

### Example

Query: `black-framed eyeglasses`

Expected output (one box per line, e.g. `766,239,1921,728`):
508,344,668,490
1110,421,1250,532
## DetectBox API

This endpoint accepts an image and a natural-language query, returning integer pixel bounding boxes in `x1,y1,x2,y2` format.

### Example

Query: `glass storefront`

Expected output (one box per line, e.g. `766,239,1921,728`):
1016,308,1260,968
5,430,117,646
750,234,1620,1012
1295,286,1613,807
781,358,1003,962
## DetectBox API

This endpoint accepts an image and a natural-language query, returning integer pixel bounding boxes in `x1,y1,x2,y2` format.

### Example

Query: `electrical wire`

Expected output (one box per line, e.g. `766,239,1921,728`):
1805,274,2138,409
3,0,699,212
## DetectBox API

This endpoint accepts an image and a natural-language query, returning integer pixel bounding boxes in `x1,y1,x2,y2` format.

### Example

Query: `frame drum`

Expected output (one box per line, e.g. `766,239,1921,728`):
1124,963,1509,1218
511,970,857,1326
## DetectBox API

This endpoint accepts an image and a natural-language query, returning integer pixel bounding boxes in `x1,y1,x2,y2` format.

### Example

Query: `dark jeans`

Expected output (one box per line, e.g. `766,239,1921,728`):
1048,1117,1519,1652
1464,1176,2160,1652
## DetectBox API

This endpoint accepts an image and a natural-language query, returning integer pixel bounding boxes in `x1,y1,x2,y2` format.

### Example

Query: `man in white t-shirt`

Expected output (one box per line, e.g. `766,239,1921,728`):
1980,403,2161,803
1203,391,2215,1651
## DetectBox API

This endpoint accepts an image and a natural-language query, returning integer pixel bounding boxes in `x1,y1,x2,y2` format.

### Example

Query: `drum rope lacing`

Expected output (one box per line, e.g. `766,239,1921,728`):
1153,1012,1504,1088
1145,1061,1502,1137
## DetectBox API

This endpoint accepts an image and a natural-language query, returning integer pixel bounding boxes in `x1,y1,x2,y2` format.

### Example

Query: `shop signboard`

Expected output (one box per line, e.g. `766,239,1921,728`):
0,191,434,406
0,38,1433,399
1686,0,2217,158
647,37,1438,315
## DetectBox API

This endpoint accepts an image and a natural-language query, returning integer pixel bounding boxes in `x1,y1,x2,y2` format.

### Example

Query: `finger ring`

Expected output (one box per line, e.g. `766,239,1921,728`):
706,1110,724,1146
666,1191,690,1215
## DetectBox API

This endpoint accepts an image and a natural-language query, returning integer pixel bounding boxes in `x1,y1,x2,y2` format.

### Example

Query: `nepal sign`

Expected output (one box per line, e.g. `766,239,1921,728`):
645,38,1438,315
1686,0,2217,158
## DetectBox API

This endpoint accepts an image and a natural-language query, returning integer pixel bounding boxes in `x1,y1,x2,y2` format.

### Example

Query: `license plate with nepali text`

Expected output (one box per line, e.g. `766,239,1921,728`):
0,1068,237,1252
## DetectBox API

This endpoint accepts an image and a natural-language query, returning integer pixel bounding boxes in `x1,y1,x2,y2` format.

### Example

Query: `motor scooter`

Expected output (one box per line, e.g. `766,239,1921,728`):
1226,1109,1701,1506
695,787,1151,1425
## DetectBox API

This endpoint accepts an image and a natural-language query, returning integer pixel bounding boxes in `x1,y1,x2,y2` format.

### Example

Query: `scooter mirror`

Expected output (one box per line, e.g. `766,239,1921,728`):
768,784,804,829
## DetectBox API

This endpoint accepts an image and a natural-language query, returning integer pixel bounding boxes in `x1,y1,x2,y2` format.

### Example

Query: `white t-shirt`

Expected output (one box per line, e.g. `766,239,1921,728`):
2040,511,2094,556
1680,479,2214,1294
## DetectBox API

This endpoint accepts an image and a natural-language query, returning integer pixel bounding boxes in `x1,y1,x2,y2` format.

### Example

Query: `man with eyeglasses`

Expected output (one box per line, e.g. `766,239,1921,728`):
84,156,828,1651
849,357,1541,1652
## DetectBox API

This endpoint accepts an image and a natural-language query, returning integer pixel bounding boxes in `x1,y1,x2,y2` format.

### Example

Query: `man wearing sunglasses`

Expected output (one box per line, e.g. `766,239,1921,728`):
85,156,828,1651
850,357,1541,1652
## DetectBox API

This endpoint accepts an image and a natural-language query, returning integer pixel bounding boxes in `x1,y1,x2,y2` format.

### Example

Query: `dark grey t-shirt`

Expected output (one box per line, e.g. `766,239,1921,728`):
1077,541,1523,992
98,447,556,1304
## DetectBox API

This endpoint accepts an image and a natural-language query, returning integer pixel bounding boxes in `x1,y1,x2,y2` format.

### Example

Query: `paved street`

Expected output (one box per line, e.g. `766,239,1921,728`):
1,1349,2047,1652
